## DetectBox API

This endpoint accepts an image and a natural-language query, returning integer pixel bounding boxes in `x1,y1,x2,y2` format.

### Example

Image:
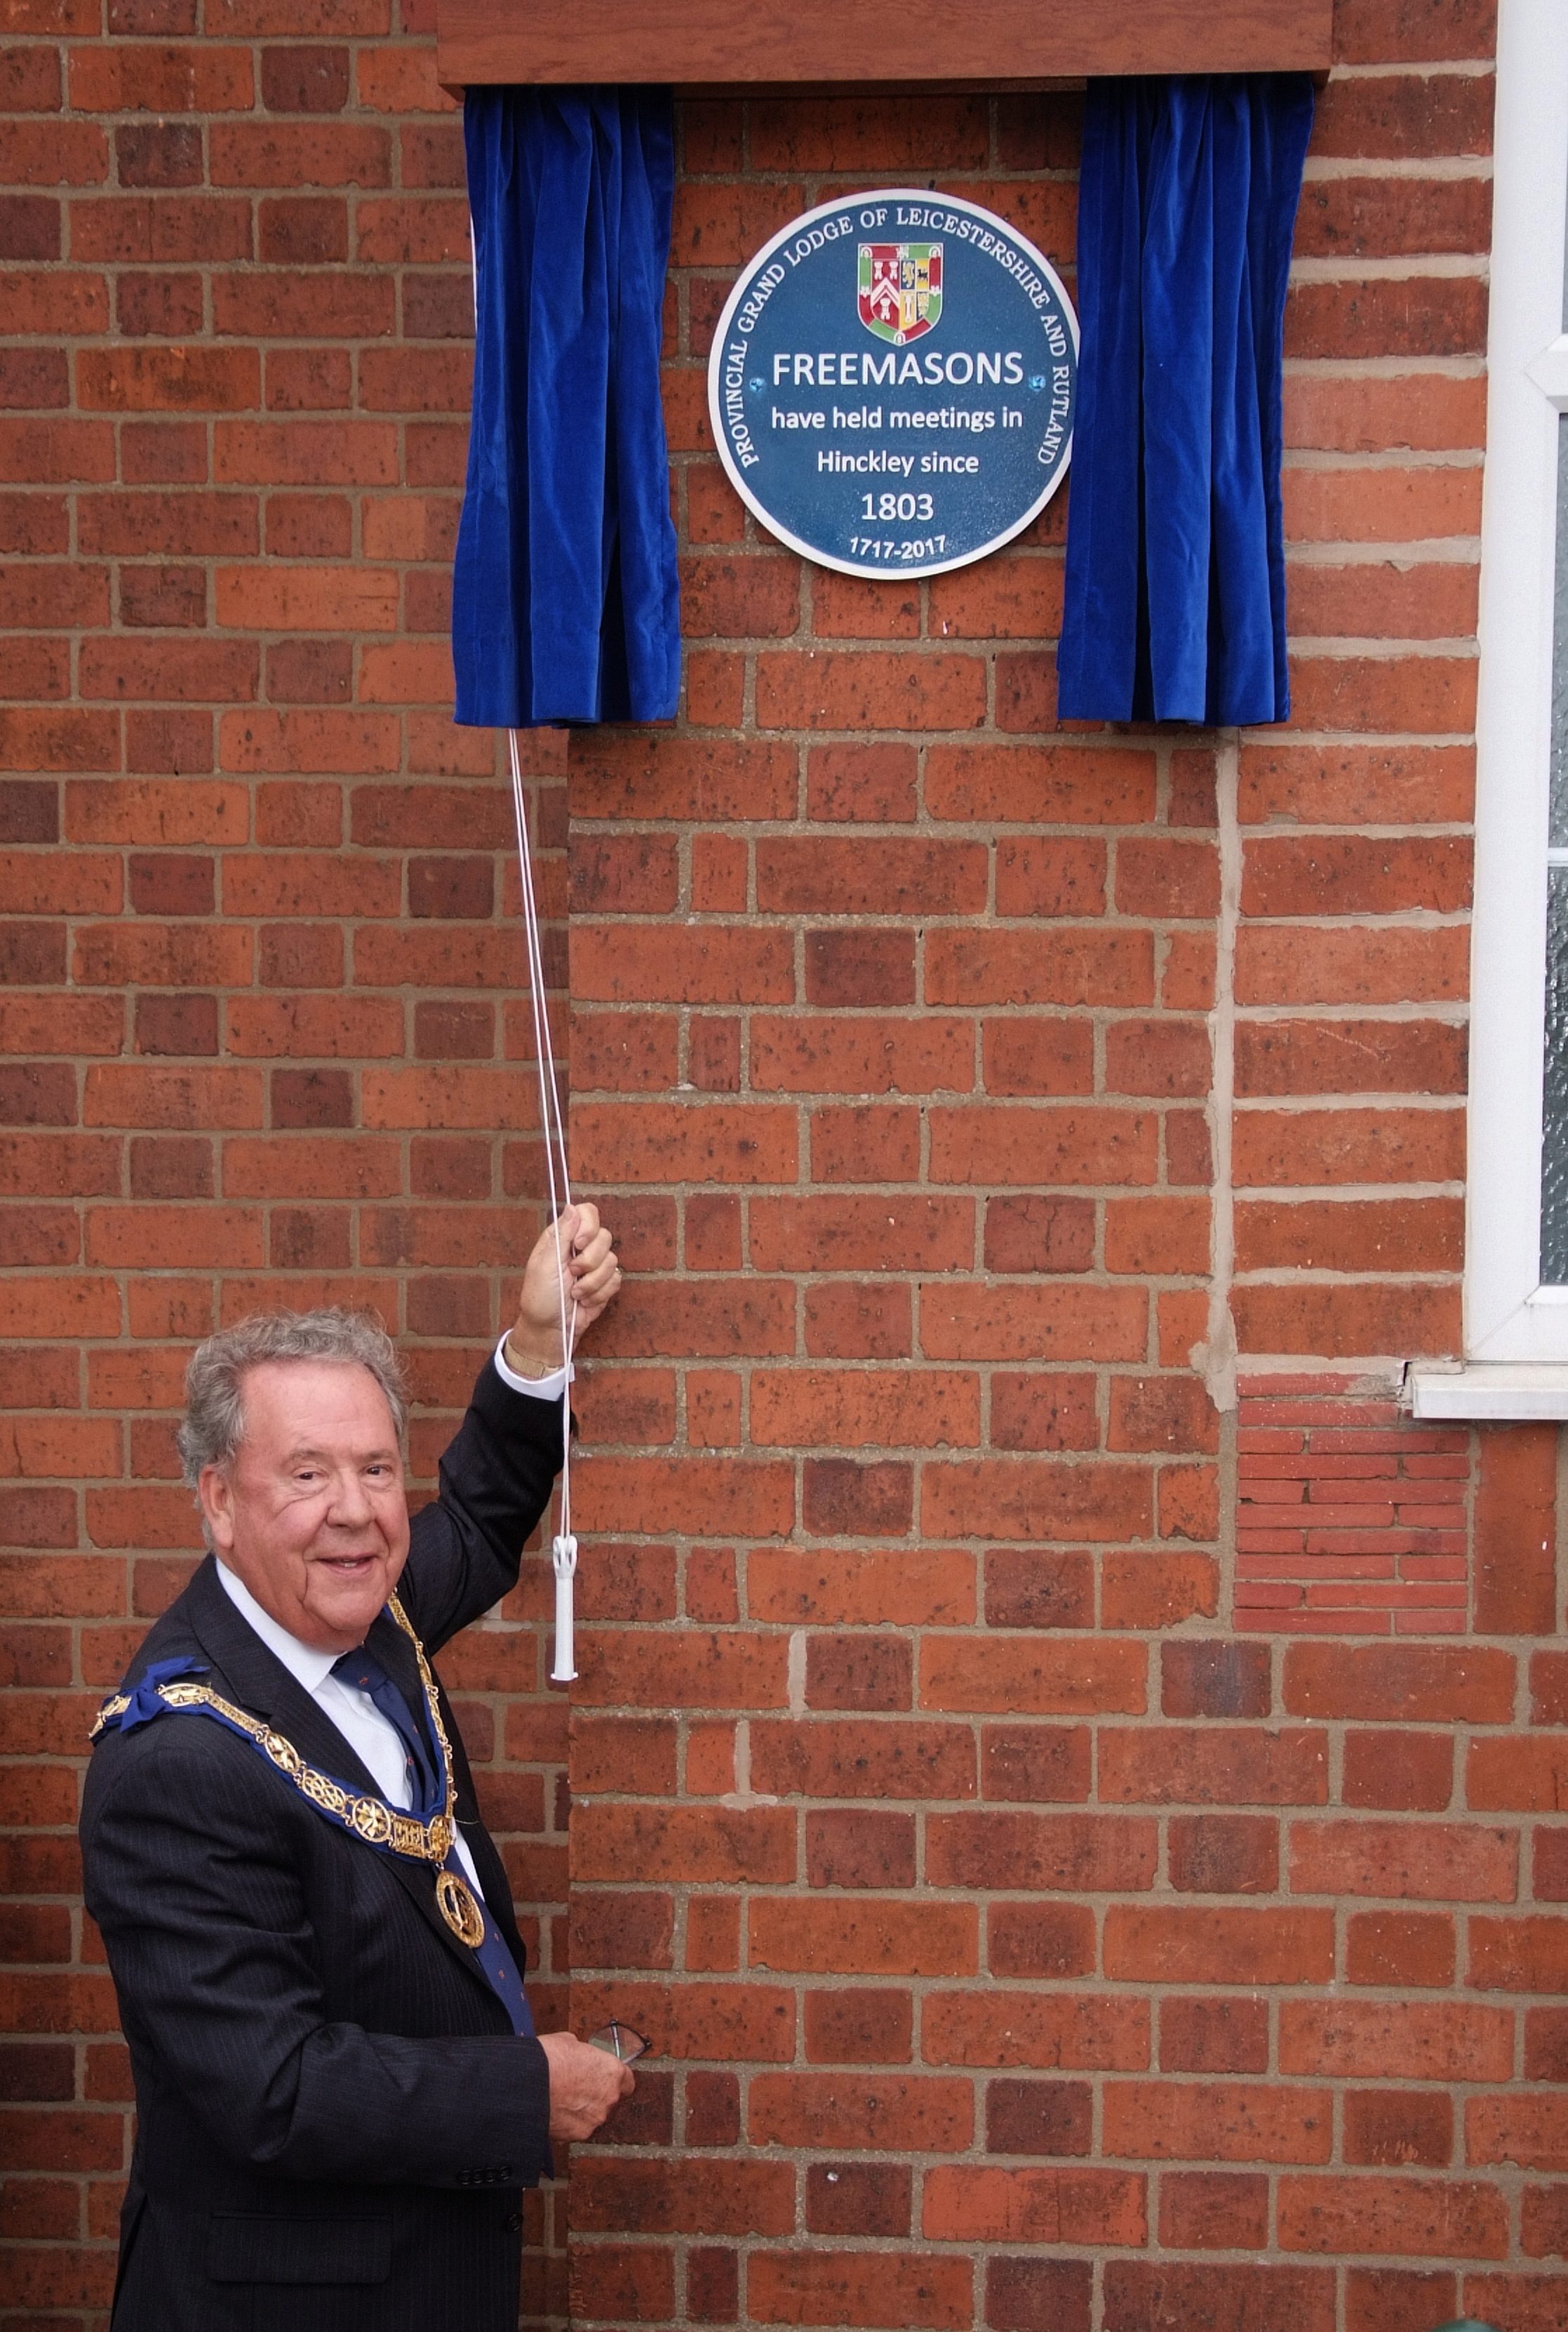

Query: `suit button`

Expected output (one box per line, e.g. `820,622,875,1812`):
503,2212,523,2234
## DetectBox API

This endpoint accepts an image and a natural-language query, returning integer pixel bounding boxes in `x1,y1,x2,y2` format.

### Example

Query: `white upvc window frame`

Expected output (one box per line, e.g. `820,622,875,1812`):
1412,0,1568,1422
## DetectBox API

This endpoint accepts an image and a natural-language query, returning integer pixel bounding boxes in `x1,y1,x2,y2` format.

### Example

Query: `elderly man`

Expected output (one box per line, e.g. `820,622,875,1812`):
81,1205,631,2332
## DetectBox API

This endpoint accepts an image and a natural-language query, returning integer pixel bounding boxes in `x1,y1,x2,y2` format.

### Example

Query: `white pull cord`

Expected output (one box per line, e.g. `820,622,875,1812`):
551,1532,578,1687
508,730,579,1684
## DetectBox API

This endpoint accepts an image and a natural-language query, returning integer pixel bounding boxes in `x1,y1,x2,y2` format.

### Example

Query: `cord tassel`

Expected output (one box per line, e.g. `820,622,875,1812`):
550,1535,578,1685
508,731,579,1686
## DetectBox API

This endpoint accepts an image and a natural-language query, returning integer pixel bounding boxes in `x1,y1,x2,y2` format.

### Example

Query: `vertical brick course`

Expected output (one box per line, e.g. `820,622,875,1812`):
1237,1381,1471,1635
4,0,1563,2328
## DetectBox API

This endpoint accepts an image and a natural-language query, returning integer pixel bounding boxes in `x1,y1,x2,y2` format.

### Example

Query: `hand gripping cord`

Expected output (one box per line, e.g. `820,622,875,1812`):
508,729,579,1684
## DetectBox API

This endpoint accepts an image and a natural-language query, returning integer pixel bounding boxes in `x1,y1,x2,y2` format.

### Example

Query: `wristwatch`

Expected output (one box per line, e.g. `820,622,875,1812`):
503,1338,561,1380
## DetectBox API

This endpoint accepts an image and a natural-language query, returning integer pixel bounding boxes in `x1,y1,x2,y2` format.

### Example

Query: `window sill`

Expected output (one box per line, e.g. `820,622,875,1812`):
1409,1364,1568,1421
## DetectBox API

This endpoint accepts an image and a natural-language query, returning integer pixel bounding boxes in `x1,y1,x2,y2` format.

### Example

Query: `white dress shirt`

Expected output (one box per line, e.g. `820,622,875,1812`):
215,1561,490,1903
491,1335,572,1405
210,1335,569,1907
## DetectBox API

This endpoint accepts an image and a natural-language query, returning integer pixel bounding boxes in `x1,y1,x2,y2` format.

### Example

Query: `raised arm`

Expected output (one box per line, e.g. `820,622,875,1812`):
398,1202,620,1653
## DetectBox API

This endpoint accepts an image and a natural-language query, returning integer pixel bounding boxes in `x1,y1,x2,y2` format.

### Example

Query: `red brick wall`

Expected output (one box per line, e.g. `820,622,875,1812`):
6,0,1567,2327
0,2,576,2315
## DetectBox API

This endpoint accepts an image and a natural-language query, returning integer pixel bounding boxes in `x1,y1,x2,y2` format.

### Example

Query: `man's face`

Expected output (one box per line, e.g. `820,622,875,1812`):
199,1359,410,1654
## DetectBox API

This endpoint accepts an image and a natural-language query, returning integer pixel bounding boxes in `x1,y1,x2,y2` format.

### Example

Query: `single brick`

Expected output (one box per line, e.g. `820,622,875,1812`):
1160,1997,1271,2076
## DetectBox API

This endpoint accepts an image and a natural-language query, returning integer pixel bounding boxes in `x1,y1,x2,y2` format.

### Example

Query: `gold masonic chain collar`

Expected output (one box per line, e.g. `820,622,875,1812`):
92,1596,486,1947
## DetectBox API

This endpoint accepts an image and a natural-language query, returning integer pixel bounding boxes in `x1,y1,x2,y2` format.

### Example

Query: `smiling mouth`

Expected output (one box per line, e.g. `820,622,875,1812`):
319,1554,382,1575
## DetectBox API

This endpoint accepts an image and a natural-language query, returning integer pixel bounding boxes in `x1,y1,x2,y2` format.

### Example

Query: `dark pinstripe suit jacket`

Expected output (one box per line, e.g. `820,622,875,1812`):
81,1359,563,2332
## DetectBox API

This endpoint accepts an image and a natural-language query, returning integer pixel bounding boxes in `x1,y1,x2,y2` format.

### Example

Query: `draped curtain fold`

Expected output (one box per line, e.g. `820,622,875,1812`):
453,87,681,729
1057,74,1314,728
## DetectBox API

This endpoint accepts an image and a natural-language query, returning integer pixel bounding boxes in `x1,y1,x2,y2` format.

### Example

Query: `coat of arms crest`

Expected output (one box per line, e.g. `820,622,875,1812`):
857,242,944,346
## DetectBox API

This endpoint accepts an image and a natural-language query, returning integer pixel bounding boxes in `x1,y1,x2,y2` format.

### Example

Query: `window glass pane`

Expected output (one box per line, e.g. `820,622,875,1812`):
1541,862,1568,1279
1552,413,1568,846
1544,399,1568,1279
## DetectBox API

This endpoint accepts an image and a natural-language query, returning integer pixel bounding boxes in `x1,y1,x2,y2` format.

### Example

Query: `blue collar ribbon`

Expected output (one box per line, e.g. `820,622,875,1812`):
93,1623,535,2040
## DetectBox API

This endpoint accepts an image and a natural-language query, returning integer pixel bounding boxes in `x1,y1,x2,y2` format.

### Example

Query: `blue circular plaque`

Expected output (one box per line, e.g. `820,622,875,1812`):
707,188,1078,581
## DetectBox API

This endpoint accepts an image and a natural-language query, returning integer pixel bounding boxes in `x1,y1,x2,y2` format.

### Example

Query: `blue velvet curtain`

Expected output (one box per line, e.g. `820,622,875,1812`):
1057,75,1314,728
453,88,681,728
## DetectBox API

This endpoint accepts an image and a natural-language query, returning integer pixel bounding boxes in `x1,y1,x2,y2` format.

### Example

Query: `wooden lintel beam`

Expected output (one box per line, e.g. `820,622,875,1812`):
436,0,1334,95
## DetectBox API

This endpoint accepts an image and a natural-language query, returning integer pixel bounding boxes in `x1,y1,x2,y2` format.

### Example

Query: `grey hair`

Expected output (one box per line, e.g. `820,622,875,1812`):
176,1308,410,1491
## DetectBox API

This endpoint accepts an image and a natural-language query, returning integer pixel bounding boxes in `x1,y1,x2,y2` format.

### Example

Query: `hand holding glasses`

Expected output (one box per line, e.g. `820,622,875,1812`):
588,2020,650,2064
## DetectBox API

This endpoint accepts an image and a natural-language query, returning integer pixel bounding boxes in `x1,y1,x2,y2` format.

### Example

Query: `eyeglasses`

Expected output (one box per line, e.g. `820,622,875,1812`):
589,2020,650,2063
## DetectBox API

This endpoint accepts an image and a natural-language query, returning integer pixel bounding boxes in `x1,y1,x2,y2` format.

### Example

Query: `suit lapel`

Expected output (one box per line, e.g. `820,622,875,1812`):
185,1561,512,2016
